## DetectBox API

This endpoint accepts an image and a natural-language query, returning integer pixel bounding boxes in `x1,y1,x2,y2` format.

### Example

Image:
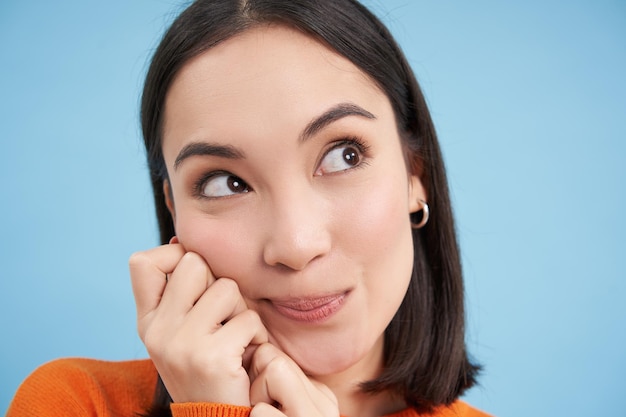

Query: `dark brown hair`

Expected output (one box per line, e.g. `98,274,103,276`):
140,0,479,415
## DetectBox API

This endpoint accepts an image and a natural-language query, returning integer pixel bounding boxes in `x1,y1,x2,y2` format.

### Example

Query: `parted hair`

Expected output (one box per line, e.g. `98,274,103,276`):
140,0,479,415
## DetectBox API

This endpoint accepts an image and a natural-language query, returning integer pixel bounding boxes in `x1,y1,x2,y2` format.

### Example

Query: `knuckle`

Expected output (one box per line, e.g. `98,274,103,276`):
142,326,165,357
265,355,290,375
240,308,261,324
218,277,238,290
142,318,178,359
136,321,148,341
128,251,150,272
180,251,205,268
255,342,276,356
251,342,275,367
214,278,241,299
250,402,275,416
179,252,213,279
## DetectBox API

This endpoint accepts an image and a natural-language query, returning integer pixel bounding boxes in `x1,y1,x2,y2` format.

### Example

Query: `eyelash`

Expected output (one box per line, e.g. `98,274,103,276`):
318,136,370,174
192,135,370,199
192,170,239,199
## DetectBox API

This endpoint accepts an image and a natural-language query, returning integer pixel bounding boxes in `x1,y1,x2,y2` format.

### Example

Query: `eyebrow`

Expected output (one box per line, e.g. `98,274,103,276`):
173,102,376,170
174,142,244,170
299,102,376,142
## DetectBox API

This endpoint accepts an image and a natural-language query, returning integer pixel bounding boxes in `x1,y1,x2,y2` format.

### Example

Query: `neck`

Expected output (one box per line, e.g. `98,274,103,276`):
312,339,406,417
324,381,406,417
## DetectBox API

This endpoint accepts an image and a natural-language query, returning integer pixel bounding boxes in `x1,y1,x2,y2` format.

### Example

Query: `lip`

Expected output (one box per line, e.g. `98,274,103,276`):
269,292,349,324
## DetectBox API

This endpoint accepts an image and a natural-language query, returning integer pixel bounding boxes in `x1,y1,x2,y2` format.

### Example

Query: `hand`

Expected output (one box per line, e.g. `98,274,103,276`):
129,243,269,405
249,343,339,417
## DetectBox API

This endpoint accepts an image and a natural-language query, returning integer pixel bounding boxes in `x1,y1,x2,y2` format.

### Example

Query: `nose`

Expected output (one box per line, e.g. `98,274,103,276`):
262,189,332,271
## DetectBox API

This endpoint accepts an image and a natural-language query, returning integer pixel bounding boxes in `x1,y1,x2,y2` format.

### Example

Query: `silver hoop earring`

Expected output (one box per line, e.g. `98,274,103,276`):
411,199,429,229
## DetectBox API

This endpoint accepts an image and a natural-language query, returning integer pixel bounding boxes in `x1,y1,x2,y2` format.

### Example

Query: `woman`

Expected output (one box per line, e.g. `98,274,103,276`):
8,1,488,416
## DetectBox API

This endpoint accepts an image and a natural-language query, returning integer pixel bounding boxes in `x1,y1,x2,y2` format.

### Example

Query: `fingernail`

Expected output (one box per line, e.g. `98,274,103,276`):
169,236,179,244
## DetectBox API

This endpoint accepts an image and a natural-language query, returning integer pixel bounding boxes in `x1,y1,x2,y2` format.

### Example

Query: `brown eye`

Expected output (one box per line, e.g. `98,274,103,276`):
342,147,360,166
316,144,363,175
201,173,250,198
226,176,247,193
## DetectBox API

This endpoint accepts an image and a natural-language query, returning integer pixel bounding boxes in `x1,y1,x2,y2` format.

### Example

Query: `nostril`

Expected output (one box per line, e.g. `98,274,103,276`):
263,234,331,271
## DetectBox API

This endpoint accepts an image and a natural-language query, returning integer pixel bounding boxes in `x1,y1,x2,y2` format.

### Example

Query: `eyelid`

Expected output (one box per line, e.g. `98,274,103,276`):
193,169,225,195
193,170,250,199
325,136,368,156
315,136,370,175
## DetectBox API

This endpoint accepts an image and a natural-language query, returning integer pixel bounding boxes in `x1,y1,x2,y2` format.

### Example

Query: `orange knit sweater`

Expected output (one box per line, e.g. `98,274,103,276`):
7,358,491,417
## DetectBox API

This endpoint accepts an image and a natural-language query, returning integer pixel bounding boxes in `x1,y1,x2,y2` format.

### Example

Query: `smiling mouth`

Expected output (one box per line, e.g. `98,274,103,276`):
269,292,349,323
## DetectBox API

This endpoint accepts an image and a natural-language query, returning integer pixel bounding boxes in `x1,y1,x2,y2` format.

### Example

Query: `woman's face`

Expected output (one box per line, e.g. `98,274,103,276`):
161,25,425,381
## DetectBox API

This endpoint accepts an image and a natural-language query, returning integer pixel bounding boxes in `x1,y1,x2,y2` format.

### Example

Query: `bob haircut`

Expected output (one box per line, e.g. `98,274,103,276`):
140,0,479,414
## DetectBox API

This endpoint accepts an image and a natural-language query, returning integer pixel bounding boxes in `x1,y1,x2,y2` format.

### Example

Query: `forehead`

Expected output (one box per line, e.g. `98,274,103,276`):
162,24,393,154
169,24,377,94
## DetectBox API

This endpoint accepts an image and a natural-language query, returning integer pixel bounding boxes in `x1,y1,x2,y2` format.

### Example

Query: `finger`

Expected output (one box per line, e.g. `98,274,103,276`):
249,344,308,394
210,308,269,355
249,344,338,417
157,251,217,317
250,402,286,417
181,278,251,334
175,280,268,360
129,243,186,321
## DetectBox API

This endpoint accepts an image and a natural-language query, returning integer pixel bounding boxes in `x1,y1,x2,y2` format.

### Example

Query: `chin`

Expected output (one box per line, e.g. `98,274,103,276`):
270,332,381,379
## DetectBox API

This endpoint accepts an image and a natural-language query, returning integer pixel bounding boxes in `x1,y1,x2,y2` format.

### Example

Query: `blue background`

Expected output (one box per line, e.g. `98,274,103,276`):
1,1,624,415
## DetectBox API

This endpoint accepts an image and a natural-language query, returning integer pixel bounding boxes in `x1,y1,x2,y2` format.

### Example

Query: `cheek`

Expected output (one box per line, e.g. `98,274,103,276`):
338,174,414,303
342,178,412,257
174,212,257,282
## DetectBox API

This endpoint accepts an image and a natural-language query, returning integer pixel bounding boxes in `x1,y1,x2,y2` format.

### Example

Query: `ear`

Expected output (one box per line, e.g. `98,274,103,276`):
163,179,176,223
408,174,427,213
